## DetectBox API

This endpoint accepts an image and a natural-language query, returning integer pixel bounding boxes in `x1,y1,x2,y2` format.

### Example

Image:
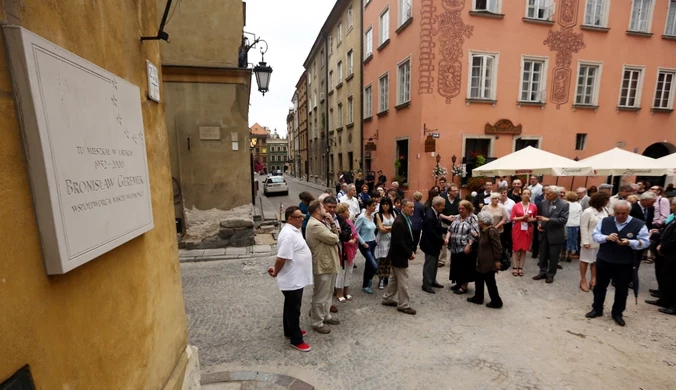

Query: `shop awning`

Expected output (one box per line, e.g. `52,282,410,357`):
471,146,592,177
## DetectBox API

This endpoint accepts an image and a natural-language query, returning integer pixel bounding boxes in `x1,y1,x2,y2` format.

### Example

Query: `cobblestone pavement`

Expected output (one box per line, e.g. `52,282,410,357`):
182,252,676,390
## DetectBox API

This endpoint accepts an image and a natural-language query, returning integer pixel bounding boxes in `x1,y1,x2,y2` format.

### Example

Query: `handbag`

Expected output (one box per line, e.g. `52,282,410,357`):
499,248,512,271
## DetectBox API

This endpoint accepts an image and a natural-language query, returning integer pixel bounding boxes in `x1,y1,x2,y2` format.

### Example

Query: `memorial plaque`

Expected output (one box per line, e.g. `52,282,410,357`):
3,26,154,274
146,60,160,103
199,126,221,140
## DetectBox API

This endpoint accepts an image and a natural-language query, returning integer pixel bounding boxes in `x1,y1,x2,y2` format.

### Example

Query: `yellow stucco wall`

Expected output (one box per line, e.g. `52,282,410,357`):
0,1,188,389
158,0,244,67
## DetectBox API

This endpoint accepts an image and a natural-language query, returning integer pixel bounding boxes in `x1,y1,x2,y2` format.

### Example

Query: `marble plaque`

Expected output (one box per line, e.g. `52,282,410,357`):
199,126,221,140
3,26,154,274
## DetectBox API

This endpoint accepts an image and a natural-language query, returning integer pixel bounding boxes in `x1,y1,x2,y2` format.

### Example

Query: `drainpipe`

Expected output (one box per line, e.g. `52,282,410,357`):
359,2,364,173
324,34,330,188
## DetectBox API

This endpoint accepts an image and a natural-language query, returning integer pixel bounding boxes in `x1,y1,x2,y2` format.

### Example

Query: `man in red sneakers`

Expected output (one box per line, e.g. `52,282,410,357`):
268,206,313,352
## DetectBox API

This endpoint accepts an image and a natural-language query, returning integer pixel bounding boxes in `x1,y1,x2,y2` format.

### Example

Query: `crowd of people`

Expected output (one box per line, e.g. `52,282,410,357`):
267,175,676,352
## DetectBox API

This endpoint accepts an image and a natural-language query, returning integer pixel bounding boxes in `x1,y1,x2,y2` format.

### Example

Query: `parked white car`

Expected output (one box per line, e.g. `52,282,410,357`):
263,176,288,196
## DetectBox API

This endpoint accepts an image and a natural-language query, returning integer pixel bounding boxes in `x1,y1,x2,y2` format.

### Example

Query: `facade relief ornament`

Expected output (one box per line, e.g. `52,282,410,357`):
543,0,585,108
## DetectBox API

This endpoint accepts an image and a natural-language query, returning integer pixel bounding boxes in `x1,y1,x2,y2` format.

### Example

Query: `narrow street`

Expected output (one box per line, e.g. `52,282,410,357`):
256,174,326,221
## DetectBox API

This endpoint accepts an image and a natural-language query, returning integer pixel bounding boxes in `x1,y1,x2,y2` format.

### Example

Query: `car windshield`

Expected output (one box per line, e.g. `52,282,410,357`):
267,177,284,184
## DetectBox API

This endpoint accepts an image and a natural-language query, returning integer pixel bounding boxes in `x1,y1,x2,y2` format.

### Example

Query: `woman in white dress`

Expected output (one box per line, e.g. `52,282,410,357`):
375,197,396,290
579,192,610,292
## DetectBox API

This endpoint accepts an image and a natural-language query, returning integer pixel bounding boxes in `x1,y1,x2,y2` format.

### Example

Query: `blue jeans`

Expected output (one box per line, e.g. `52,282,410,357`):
360,240,378,288
566,226,580,252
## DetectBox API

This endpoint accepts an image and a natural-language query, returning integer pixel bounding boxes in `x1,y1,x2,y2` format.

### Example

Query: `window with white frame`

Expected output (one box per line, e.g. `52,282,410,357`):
379,73,389,112
469,52,498,100
308,68,312,84
629,0,654,33
329,108,333,130
520,57,547,103
666,0,676,36
338,103,344,127
348,96,354,124
618,66,644,108
654,69,675,109
347,50,354,76
473,0,501,13
575,62,601,105
399,0,412,26
380,7,390,45
365,27,373,57
328,35,333,55
320,50,324,68
397,58,411,105
364,85,373,118
329,70,334,90
584,0,609,27
314,89,318,108
337,61,343,83
347,6,353,30
337,23,343,43
526,0,554,20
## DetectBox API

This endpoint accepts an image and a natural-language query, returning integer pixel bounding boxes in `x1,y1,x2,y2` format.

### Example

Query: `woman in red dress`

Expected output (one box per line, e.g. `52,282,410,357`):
510,188,538,276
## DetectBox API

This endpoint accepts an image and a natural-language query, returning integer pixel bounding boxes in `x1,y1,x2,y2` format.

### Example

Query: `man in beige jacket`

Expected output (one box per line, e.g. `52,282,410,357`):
305,199,341,334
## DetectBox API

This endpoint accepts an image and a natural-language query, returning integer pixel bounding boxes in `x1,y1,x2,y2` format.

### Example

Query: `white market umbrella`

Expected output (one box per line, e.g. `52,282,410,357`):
471,146,592,177
579,147,671,177
657,154,676,176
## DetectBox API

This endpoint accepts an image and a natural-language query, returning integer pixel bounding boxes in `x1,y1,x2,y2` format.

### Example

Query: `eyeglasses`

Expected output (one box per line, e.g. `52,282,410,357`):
289,215,304,219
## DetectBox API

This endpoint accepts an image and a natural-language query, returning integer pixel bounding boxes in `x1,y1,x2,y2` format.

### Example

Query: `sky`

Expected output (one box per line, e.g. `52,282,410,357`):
245,0,335,138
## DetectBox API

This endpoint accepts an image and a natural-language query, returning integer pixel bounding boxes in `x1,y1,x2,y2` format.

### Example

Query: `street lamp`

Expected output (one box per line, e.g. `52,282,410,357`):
240,32,273,96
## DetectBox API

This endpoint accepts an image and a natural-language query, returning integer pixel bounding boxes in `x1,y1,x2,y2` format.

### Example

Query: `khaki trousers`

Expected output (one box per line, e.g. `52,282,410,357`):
382,266,411,309
311,273,336,328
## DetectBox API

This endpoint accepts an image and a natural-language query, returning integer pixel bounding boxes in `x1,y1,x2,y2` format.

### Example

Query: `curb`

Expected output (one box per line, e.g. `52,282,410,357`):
283,175,328,193
201,370,314,390
179,246,277,263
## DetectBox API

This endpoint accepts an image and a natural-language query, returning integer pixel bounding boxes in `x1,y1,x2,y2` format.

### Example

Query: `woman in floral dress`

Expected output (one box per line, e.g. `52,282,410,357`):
444,200,479,295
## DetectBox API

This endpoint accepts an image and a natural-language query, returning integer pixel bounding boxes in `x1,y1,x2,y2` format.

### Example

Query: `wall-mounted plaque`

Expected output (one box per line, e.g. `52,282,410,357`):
3,26,154,274
146,60,160,103
485,119,523,135
424,135,436,153
365,141,377,151
199,126,221,140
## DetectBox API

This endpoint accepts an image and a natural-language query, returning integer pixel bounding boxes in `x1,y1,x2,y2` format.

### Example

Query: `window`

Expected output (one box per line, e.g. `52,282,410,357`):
347,50,354,76
314,89,318,108
629,0,653,33
473,0,501,13
468,52,498,100
365,27,373,57
378,73,389,112
348,96,354,124
618,66,644,108
338,103,343,127
379,7,390,45
397,58,411,104
329,70,334,90
347,6,353,31
399,0,412,26
584,0,609,27
328,35,333,55
575,62,602,105
654,69,676,109
520,57,547,103
526,0,554,20
329,108,333,130
308,68,312,84
575,134,587,151
337,23,343,44
666,0,676,36
364,85,373,118
337,61,343,83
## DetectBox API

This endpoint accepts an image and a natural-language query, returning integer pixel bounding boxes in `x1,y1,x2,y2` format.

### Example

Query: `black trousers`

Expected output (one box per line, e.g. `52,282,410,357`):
592,260,632,317
660,258,676,306
531,227,539,255
474,271,502,306
501,224,513,255
412,229,422,253
538,236,562,277
282,288,304,345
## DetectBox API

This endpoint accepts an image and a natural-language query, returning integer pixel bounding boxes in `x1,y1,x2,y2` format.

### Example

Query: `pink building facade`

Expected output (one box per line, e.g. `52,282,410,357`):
362,0,676,193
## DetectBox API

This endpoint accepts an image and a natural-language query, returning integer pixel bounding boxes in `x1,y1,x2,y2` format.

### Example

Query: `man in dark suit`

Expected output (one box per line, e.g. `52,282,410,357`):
382,199,417,315
530,184,549,258
377,170,387,187
366,171,376,192
630,191,656,230
420,196,447,293
473,181,493,213
533,186,570,284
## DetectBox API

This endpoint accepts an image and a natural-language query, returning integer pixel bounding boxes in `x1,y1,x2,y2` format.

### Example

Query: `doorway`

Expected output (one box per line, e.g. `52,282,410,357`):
638,142,676,187
395,139,409,184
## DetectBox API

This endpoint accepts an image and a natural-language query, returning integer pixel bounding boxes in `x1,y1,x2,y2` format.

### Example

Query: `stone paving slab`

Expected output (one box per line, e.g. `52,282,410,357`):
225,247,248,256
181,249,205,258
203,248,226,256
201,370,314,390
253,244,273,253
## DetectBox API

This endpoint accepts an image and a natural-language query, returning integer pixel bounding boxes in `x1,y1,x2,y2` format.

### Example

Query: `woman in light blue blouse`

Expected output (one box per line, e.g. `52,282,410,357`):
355,198,379,294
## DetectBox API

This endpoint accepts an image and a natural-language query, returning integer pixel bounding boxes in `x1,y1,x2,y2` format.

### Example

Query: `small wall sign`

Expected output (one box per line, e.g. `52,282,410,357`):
424,135,436,153
485,119,523,135
146,60,160,103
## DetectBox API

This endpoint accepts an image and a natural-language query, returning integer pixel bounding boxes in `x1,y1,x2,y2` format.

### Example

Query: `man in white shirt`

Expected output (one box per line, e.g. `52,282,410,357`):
528,176,543,200
339,184,360,221
268,206,314,352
